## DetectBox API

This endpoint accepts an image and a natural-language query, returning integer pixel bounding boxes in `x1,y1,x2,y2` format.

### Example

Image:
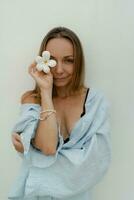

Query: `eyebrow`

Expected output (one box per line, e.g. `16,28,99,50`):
50,55,74,59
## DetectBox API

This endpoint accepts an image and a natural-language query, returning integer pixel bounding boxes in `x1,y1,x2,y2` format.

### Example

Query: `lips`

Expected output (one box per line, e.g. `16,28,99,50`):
54,78,67,80
55,77,66,79
54,77,67,82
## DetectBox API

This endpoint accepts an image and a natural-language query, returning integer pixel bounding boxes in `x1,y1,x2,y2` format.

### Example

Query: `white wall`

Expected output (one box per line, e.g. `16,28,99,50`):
0,0,134,199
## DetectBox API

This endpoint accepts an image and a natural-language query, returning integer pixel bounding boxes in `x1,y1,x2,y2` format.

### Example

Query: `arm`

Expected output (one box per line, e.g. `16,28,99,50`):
33,91,59,155
21,90,59,155
11,63,60,156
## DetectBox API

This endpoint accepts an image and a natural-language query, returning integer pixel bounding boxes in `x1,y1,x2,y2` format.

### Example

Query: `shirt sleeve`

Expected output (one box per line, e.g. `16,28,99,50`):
11,103,64,160
23,96,112,198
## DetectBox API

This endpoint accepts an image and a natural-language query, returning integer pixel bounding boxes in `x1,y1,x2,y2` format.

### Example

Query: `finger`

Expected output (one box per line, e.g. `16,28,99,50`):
13,140,22,146
29,63,43,78
12,137,21,146
12,133,21,142
12,136,22,148
29,61,36,69
46,69,53,76
28,62,37,74
14,142,24,153
28,67,38,80
12,138,23,148
30,69,39,81
30,68,47,82
13,141,23,152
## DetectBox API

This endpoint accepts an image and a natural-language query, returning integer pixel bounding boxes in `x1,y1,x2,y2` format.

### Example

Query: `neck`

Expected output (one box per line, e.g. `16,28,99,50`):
54,86,86,99
55,87,71,98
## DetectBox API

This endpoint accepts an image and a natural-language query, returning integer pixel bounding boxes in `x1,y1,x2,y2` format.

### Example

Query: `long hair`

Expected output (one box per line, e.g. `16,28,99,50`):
28,26,85,100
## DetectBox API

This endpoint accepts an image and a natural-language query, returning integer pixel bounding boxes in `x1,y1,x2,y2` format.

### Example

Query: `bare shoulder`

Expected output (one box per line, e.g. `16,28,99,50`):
21,90,41,105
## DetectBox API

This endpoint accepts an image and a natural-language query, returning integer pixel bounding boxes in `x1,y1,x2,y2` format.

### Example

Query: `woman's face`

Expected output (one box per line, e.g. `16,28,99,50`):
45,38,74,88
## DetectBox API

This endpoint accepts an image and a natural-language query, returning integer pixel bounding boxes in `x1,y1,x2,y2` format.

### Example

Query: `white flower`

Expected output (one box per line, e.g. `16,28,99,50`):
35,51,57,73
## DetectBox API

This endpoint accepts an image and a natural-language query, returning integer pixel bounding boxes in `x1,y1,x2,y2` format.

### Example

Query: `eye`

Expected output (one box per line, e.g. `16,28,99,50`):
64,59,74,63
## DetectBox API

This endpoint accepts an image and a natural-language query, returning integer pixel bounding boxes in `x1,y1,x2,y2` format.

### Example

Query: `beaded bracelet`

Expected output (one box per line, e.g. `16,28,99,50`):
40,109,56,114
39,109,56,121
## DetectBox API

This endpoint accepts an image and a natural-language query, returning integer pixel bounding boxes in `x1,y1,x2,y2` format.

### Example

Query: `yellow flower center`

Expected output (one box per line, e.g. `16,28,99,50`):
44,60,48,64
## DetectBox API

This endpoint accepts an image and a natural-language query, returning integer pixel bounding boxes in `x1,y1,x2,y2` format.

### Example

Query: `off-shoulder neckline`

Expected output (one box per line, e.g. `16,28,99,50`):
20,87,96,107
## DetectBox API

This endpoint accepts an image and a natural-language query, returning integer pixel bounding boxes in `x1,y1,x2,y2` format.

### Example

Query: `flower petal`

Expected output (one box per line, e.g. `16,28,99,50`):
48,59,57,68
42,51,50,61
35,56,43,63
36,63,44,71
43,65,50,73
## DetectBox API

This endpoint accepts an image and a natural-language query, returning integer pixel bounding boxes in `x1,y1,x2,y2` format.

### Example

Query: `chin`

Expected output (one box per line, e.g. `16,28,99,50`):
53,82,68,87
53,80,70,87
53,76,72,87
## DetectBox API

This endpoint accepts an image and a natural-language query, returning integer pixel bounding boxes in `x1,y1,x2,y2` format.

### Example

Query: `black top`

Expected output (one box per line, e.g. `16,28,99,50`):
64,88,89,144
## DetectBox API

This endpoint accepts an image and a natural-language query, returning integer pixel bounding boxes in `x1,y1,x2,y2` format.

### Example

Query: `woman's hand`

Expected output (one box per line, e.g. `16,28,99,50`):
11,133,24,153
28,62,53,95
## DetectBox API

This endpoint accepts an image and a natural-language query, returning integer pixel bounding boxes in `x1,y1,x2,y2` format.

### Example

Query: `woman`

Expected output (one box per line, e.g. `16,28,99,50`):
9,27,111,200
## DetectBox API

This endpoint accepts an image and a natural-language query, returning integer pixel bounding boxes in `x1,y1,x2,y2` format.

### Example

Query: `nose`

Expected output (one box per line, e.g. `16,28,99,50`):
55,61,64,74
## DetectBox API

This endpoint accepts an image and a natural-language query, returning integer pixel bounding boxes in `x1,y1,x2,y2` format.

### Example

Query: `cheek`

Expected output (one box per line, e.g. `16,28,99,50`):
50,68,55,74
67,64,74,74
50,64,74,74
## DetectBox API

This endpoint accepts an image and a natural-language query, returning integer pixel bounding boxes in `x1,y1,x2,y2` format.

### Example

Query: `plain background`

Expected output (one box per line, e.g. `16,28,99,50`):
0,0,134,199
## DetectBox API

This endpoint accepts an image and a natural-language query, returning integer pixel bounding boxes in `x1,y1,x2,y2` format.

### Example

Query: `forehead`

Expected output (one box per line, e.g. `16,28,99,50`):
45,38,74,57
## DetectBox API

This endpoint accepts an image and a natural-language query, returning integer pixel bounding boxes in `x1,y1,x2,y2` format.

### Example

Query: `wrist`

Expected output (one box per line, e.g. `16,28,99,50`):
41,93,54,109
41,89,52,98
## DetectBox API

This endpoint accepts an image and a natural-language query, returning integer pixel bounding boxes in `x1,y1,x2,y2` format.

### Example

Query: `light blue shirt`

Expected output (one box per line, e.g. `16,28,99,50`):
8,87,112,200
